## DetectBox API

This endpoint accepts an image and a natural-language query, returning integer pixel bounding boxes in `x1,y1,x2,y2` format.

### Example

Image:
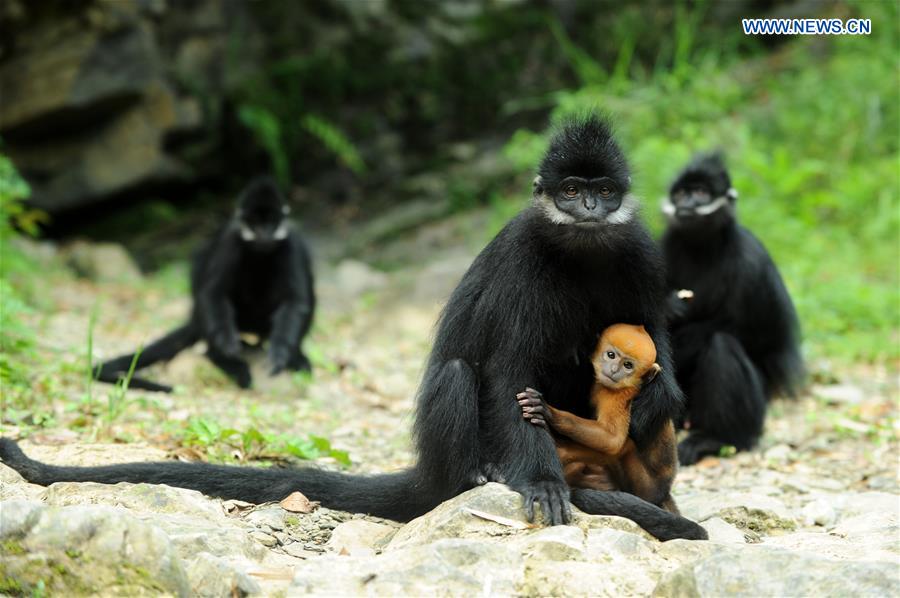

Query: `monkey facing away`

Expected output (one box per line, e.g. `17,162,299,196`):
518,323,681,515
0,115,706,541
661,153,803,465
95,177,315,392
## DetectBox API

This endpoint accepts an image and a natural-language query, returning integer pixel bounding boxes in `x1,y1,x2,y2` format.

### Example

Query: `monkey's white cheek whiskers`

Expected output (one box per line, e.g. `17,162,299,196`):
240,224,256,241
536,196,576,225
273,222,289,240
695,196,729,216
606,194,638,225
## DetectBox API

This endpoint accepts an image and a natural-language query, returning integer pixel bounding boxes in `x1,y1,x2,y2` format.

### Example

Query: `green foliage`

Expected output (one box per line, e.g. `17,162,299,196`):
238,104,291,186
0,154,39,405
179,417,351,467
500,0,899,363
301,114,366,174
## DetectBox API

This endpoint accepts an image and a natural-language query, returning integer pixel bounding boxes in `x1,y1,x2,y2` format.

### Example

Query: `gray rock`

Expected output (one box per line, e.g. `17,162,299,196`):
249,530,278,547
291,538,523,596
387,483,528,550
511,525,586,561
245,506,287,532
42,482,225,520
0,500,44,538
159,519,268,562
653,547,900,597
523,559,659,597
3,504,191,596
325,519,398,556
764,531,899,563
801,497,837,527
63,240,143,282
677,491,796,534
585,527,658,560
701,517,749,544
186,552,262,597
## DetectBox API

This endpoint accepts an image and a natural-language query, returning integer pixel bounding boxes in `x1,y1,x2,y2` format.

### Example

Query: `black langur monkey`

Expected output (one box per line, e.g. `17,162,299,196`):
661,153,803,465
0,115,706,541
95,177,315,392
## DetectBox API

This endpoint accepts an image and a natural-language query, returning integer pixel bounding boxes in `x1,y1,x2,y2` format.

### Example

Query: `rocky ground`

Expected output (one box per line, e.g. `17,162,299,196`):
1,209,898,596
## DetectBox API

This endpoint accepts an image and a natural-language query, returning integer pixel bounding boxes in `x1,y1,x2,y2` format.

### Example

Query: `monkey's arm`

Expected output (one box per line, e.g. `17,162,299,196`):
197,239,242,358
518,387,630,456
269,233,315,374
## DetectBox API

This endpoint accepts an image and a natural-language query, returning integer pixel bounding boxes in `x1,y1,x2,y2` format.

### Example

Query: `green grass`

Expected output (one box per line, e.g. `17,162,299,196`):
177,416,351,466
499,0,899,364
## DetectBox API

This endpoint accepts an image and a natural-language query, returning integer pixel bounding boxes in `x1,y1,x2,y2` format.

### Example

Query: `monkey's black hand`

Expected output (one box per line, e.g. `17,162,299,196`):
515,479,571,525
517,387,553,428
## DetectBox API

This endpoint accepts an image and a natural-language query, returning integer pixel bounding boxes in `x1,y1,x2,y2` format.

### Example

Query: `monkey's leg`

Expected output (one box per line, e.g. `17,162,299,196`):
207,346,252,389
678,332,765,466
413,359,483,496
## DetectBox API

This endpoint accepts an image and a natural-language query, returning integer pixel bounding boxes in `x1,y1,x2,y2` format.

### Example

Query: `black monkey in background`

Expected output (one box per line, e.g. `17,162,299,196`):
661,153,803,465
0,116,706,541
95,177,315,392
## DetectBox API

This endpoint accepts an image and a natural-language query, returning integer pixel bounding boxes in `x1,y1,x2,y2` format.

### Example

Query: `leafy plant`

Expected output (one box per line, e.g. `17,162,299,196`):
179,417,351,466
238,104,291,186
301,114,366,174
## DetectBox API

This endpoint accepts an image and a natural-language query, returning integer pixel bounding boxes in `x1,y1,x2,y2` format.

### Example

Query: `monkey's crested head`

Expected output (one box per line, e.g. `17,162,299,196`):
533,114,638,228
538,115,631,190
601,324,657,365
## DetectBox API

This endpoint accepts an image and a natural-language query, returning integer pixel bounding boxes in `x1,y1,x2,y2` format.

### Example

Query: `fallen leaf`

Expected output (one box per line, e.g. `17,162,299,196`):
246,568,295,581
170,447,207,462
280,491,319,513
465,508,534,529
222,499,256,514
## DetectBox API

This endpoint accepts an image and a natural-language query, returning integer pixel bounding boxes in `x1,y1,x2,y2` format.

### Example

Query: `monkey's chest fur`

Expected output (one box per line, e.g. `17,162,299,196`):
228,249,293,336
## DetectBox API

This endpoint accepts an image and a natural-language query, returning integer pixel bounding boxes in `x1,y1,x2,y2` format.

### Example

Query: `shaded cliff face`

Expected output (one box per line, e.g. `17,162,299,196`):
0,0,257,214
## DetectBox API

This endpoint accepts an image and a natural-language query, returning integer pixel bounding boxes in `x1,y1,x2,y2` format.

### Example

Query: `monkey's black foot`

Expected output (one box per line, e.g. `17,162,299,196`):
514,479,571,525
211,331,242,359
289,353,312,373
225,363,252,389
472,462,507,486
516,387,550,427
269,349,312,376
677,433,727,466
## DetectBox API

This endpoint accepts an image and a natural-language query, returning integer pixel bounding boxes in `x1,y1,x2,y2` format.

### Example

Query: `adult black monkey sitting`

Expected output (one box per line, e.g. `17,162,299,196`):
0,116,705,541
661,153,803,465
95,177,315,392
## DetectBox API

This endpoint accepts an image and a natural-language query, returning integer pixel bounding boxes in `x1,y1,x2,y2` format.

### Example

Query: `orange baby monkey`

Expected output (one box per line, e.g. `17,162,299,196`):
518,323,680,513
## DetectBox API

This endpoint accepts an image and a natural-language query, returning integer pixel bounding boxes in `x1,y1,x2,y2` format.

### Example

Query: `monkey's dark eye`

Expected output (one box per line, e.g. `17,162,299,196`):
606,351,615,359
599,186,612,198
564,185,579,198
623,361,634,370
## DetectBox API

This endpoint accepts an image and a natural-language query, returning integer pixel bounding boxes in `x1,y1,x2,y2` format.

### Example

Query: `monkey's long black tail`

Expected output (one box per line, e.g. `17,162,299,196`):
570,488,708,541
0,439,435,522
94,323,200,392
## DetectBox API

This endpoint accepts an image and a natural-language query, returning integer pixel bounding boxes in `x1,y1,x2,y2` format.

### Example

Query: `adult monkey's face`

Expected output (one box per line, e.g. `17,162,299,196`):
661,152,737,229
533,174,633,225
532,115,637,227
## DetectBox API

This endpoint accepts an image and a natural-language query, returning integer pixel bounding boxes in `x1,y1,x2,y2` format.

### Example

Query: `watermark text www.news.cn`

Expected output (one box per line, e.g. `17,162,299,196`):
742,18,871,35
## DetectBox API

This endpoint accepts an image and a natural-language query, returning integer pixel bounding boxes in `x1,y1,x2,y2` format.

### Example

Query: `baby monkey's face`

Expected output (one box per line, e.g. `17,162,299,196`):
591,324,660,390
593,342,647,389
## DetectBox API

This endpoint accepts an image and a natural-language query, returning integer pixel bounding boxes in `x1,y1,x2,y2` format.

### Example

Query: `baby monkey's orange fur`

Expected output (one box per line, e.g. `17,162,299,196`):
519,324,680,513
